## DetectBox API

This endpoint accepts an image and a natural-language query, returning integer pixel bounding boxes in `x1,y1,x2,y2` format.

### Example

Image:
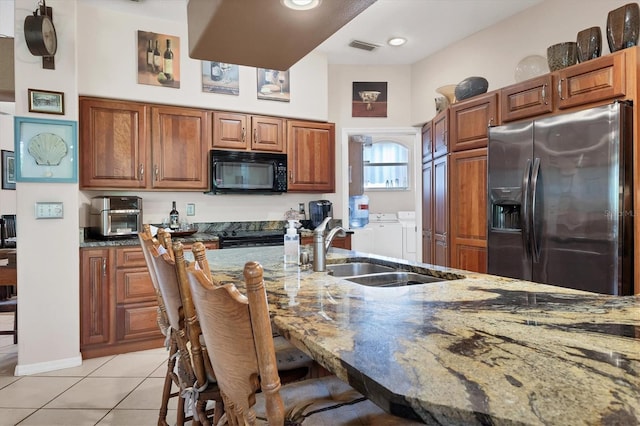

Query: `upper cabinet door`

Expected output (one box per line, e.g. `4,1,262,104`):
421,121,432,163
501,75,553,122
251,116,285,153
555,50,626,110
433,109,449,158
449,92,498,152
287,121,335,193
212,112,248,150
150,106,210,190
80,97,148,189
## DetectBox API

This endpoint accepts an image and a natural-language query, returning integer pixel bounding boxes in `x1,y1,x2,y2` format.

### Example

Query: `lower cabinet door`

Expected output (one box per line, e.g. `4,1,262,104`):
116,302,161,341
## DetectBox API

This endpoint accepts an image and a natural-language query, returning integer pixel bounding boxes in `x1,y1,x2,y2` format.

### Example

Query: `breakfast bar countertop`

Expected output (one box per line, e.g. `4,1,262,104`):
196,245,639,425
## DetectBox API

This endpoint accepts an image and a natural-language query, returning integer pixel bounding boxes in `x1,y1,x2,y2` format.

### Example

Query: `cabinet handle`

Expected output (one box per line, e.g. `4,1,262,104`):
154,165,159,181
488,118,494,127
242,128,246,142
138,164,144,181
102,258,107,277
253,129,257,143
557,78,565,100
348,165,352,183
541,84,547,105
289,170,293,183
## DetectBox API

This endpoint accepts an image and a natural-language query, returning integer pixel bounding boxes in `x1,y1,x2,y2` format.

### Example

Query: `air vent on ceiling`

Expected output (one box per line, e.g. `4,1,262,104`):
349,40,379,52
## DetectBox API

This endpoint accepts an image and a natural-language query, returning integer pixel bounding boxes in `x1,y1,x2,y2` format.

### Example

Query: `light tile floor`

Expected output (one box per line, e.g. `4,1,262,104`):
0,313,185,425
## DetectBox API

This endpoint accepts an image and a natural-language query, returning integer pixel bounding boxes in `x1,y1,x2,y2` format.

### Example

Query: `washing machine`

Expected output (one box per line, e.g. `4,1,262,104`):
397,211,417,262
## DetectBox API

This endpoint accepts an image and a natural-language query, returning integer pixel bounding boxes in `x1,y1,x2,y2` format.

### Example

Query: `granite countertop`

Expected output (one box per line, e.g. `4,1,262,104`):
196,245,640,425
80,232,219,248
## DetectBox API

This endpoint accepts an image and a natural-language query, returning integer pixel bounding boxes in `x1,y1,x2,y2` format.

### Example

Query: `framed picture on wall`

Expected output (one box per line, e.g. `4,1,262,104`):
14,117,78,183
1,150,15,190
202,61,240,95
137,30,180,89
352,81,388,117
28,89,65,115
257,68,290,102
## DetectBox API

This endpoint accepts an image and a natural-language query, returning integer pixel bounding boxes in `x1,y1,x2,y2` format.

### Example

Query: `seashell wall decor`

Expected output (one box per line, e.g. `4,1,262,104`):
28,133,68,166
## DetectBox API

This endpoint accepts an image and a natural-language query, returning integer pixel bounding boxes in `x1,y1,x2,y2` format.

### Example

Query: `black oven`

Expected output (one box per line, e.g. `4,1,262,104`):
208,150,287,194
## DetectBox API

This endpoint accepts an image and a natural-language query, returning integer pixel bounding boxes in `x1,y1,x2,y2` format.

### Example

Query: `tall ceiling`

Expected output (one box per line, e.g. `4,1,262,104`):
84,0,543,66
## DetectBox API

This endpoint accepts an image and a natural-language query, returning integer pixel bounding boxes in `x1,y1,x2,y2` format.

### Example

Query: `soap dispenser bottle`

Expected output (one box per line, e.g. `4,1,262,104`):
284,220,300,265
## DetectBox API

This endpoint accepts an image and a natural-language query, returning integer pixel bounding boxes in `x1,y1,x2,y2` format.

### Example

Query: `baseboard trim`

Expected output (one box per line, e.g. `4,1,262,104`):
14,354,83,376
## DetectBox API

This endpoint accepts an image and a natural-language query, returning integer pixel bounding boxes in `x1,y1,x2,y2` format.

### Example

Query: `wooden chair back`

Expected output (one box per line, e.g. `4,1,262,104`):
173,242,217,388
157,228,175,260
185,260,285,425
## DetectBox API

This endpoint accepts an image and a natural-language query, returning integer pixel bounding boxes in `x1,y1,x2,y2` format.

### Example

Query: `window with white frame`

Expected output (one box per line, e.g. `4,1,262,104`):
363,140,409,190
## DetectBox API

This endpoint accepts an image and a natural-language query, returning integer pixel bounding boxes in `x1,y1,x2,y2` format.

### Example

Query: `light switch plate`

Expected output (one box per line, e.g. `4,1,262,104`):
35,202,64,219
186,203,195,216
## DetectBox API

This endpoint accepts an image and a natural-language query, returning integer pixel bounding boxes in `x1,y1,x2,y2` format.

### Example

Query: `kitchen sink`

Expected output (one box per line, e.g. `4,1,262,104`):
345,271,445,287
326,262,395,277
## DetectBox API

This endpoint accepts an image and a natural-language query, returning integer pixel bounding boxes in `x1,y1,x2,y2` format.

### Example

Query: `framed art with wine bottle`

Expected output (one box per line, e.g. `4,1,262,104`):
201,61,240,95
136,30,180,89
257,68,290,102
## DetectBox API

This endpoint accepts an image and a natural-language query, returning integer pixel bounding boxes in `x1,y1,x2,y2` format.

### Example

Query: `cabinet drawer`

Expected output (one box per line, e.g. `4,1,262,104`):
116,247,146,268
116,302,161,341
116,267,155,303
501,75,553,122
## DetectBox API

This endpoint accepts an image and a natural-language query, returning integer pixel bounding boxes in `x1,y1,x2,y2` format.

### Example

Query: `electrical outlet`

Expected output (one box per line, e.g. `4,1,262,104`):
186,203,195,216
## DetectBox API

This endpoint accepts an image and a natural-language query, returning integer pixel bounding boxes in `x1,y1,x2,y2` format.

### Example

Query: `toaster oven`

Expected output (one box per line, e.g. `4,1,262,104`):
89,196,143,238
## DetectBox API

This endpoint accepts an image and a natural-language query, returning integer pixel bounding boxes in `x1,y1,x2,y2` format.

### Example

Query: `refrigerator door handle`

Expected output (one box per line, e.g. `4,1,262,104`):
521,159,532,261
530,157,541,263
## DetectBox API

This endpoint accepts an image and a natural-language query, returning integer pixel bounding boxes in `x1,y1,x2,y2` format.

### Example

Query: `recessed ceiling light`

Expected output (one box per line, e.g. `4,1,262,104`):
387,37,407,47
281,0,322,11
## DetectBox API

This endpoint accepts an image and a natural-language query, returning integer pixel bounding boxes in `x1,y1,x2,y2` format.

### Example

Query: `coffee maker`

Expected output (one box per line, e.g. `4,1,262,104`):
308,200,333,228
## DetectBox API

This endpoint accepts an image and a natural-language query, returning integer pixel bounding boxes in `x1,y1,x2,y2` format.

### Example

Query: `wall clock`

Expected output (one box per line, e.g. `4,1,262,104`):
24,2,56,69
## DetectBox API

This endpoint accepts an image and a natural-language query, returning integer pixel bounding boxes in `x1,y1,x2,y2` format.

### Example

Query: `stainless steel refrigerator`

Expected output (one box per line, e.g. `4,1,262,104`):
487,102,633,295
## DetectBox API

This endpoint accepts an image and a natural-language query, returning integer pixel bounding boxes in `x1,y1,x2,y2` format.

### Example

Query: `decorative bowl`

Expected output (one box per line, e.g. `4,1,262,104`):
454,76,489,101
606,2,640,52
358,91,381,110
514,55,549,82
435,85,457,105
576,26,602,62
547,42,578,71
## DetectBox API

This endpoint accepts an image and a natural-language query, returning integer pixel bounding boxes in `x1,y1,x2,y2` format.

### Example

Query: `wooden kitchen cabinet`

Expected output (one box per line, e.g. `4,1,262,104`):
449,148,487,273
421,121,433,163
212,112,285,153
80,248,111,347
300,234,351,249
555,49,626,110
81,246,163,359
421,161,433,264
287,120,335,192
501,75,553,122
151,105,210,190
422,110,448,266
433,109,448,159
80,97,211,190
80,97,148,189
433,155,448,267
449,92,498,152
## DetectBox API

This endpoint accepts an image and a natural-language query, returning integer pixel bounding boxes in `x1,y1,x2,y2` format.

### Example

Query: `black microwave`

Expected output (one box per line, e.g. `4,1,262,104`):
208,150,288,194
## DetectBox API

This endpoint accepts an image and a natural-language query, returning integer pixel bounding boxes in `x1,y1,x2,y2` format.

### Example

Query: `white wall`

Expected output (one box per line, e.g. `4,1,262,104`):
14,0,81,374
410,0,635,124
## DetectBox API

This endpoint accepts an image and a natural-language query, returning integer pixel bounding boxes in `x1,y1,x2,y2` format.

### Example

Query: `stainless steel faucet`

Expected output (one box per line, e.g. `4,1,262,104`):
313,217,348,272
